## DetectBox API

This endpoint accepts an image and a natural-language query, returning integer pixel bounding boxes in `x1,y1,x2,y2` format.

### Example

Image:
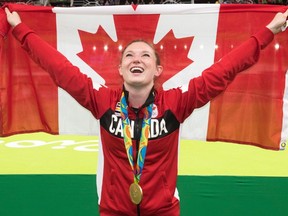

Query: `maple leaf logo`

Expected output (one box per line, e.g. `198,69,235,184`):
77,13,194,89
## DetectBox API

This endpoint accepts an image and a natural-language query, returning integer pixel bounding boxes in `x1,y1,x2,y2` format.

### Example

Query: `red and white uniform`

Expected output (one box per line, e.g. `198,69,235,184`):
12,23,273,216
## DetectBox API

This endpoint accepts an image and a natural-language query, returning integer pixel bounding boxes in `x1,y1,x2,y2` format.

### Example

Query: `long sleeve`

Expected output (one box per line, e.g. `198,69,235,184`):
12,23,105,119
191,27,274,108
167,27,274,122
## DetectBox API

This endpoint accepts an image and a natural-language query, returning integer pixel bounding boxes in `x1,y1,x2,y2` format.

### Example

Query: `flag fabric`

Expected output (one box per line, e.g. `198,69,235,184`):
0,3,287,150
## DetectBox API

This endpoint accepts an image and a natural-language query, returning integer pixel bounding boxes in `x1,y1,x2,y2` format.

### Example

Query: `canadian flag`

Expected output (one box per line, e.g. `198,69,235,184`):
0,3,287,150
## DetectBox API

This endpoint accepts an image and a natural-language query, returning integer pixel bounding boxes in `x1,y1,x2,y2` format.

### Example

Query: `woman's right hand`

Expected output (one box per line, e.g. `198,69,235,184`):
5,7,21,28
266,9,288,34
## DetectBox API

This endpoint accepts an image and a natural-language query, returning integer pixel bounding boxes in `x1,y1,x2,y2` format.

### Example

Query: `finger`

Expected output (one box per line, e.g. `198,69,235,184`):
280,10,288,32
4,7,11,16
281,20,288,32
284,9,288,17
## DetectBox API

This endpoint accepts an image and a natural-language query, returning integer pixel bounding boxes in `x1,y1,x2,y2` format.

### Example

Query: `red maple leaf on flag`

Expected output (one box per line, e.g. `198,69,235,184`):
77,13,194,89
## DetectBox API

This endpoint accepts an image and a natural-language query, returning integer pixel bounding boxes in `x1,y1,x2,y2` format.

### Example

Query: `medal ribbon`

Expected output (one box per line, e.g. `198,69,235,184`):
120,91,153,184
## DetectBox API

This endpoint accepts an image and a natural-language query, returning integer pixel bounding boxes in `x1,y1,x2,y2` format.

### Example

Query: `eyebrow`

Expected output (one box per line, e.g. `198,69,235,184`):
124,50,153,55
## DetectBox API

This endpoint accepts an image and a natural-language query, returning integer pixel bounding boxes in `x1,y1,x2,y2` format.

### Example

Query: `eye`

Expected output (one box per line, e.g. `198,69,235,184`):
125,53,133,57
142,53,150,57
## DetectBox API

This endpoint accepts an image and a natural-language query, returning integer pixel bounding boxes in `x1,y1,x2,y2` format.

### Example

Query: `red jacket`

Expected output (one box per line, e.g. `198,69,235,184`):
12,23,273,216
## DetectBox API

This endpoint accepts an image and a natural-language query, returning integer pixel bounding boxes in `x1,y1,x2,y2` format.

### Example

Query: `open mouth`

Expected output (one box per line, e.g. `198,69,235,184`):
130,67,144,74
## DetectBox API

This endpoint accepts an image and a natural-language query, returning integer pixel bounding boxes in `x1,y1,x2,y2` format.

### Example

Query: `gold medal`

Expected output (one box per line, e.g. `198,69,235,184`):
129,182,143,205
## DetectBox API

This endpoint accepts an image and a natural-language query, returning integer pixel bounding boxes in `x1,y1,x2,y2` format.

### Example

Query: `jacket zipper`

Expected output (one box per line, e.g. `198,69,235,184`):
134,108,142,216
134,108,141,159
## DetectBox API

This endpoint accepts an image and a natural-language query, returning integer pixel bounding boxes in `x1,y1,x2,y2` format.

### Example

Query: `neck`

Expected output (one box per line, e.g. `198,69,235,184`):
124,84,153,108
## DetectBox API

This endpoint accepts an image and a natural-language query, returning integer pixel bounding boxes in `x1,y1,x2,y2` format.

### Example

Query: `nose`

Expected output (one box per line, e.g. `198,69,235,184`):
133,59,140,64
132,55,141,64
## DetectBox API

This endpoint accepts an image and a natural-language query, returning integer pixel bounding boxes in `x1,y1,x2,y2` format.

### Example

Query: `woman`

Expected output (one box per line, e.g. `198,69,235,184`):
5,7,288,216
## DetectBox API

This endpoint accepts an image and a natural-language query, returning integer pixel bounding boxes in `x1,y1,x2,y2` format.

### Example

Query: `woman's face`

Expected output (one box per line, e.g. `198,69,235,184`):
118,41,162,89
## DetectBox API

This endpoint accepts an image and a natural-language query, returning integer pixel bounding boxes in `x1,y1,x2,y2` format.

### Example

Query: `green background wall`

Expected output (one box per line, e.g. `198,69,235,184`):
1,175,287,216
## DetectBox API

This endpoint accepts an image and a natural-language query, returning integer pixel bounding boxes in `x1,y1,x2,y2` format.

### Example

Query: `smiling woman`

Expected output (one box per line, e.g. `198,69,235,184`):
118,40,163,108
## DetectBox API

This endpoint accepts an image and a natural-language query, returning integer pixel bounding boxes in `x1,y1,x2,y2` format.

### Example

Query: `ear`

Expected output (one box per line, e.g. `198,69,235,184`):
155,65,163,77
118,64,123,76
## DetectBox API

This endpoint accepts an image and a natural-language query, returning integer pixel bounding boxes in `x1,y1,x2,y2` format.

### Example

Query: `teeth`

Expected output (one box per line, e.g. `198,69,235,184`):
130,67,144,73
